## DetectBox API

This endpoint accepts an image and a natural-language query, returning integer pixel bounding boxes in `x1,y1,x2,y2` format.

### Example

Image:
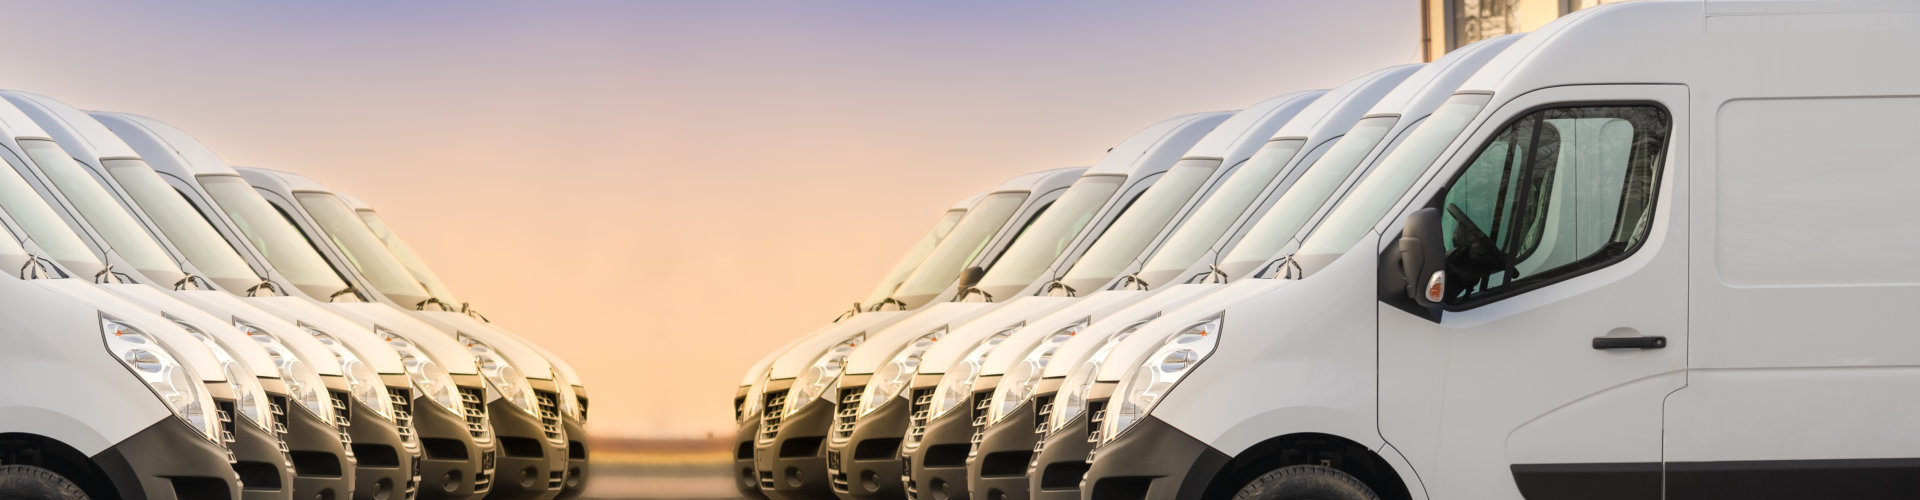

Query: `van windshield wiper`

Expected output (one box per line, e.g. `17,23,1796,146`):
869,297,908,312
1041,279,1077,297
416,297,454,312
1114,273,1149,291
328,286,362,302
93,264,134,284
245,279,281,297
17,254,58,280
171,273,215,291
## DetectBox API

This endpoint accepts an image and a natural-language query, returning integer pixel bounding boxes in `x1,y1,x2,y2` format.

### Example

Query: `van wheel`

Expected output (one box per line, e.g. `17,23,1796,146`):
1231,465,1377,500
0,465,90,499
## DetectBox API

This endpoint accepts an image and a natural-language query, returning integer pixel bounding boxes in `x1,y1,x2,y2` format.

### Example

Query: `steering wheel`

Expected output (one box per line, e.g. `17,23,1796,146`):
1445,203,1520,281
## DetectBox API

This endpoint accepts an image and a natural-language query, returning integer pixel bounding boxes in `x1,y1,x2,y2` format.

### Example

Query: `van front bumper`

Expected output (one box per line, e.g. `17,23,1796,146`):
485,377,567,500
968,394,1043,500
413,378,494,500
1028,401,1091,500
825,385,908,500
556,410,588,499
217,385,292,500
753,383,836,500
341,375,421,500
734,411,768,499
93,415,241,500
1082,415,1229,500
901,390,983,500
280,379,355,500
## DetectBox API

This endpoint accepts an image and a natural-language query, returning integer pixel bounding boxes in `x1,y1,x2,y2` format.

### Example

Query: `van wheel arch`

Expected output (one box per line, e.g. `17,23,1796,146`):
0,433,117,500
1204,432,1410,500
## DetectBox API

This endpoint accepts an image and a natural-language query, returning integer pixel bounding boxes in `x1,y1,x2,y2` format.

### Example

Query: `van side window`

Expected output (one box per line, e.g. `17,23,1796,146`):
1437,105,1669,306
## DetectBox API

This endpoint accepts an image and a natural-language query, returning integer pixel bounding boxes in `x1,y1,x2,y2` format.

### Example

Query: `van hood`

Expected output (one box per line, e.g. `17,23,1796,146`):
1096,279,1293,382
768,309,914,381
913,299,1056,376
843,301,1004,377
144,288,288,377
29,279,225,380
324,302,479,376
981,290,1155,377
410,309,552,381
239,295,405,375
1042,284,1223,378
171,289,345,377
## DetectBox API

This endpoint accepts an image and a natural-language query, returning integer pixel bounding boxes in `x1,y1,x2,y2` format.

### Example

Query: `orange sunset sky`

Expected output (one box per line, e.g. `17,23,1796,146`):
1,1,1418,438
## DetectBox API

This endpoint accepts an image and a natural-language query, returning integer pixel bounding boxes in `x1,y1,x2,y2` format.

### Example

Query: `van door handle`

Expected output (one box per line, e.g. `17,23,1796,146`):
1592,336,1667,350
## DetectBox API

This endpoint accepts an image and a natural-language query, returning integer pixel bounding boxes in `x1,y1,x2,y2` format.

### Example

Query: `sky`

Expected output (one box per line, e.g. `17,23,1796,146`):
0,1,1419,438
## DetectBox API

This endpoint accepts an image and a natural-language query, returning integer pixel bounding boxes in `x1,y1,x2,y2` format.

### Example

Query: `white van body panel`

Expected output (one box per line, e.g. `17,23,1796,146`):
977,290,1145,377
232,294,408,375
30,278,226,380
0,277,178,455
768,310,911,381
96,283,278,375
1042,284,1220,380
323,301,481,376
864,301,1010,377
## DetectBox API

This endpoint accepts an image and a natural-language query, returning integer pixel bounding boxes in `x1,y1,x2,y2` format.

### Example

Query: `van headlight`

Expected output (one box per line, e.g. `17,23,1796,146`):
988,318,1085,424
306,327,395,422
738,381,765,424
928,324,1019,419
377,327,461,415
1102,314,1219,444
1050,314,1154,435
102,314,220,443
556,378,582,421
464,334,539,415
176,319,274,435
786,333,863,418
857,328,945,417
235,319,329,420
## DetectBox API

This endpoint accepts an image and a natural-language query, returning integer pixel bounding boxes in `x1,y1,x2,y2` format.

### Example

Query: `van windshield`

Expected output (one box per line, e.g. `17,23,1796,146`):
1059,160,1221,289
1292,94,1492,276
21,140,184,281
102,159,260,289
1134,139,1305,285
0,152,99,270
296,192,434,307
356,209,462,306
861,209,966,307
889,192,1028,306
1218,116,1400,276
199,175,353,299
972,174,1126,295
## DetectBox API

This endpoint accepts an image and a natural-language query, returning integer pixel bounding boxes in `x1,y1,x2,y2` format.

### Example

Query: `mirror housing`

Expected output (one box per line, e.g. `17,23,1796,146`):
956,266,986,292
1398,207,1448,308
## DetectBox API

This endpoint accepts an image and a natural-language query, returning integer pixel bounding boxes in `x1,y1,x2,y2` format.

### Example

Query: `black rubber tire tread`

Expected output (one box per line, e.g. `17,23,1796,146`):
1231,464,1378,500
0,464,91,500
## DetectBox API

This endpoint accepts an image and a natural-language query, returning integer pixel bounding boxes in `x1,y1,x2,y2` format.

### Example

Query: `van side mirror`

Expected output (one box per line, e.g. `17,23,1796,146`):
1398,207,1448,308
957,266,986,291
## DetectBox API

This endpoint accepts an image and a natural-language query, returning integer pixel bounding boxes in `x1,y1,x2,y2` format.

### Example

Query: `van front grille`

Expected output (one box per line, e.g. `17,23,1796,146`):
535,390,564,444
903,388,935,447
458,386,491,442
831,386,864,442
1033,394,1055,436
388,387,415,444
759,389,789,443
329,390,353,449
577,395,589,422
216,400,238,446
1085,399,1107,444
967,390,991,457
267,395,291,453
735,395,747,421
474,450,495,492
406,453,421,499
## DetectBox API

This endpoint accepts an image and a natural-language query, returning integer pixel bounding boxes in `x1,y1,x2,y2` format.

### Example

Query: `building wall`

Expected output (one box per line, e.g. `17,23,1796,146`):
1422,0,1635,60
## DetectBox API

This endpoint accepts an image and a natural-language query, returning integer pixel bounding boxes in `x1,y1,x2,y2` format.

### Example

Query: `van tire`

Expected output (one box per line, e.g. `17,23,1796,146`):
0,465,90,499
1231,464,1378,500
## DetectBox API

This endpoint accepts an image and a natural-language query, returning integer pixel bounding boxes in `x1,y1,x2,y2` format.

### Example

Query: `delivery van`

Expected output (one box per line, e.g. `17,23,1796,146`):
748,164,1084,500
0,91,368,500
90,111,534,500
1085,2,1920,499
1021,35,1516,500
850,112,1230,500
728,191,982,499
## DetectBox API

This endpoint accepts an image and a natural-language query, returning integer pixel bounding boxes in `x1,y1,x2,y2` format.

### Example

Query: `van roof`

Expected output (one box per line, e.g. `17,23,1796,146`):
0,91,142,162
1366,35,1521,119
1183,90,1325,163
1462,0,1920,98
1083,112,1233,176
88,111,242,178
1273,64,1425,143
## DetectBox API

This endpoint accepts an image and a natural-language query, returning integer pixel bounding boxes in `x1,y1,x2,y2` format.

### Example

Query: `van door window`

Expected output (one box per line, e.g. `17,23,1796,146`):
1437,105,1670,306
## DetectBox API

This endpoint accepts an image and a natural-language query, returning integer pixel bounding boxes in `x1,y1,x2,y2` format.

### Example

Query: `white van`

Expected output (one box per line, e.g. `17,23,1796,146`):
336,191,595,499
236,166,573,499
0,92,362,499
855,91,1326,500
88,111,525,500
1086,2,1920,499
1023,36,1517,500
0,253,243,499
728,191,980,500
954,86,1331,500
855,112,1231,500
749,165,1084,499
294,184,590,499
